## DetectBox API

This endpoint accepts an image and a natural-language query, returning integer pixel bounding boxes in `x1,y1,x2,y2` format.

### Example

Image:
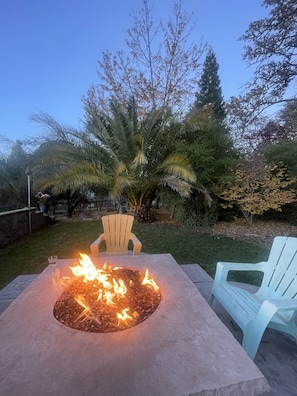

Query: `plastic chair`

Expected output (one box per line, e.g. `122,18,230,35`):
209,236,297,359
90,214,142,256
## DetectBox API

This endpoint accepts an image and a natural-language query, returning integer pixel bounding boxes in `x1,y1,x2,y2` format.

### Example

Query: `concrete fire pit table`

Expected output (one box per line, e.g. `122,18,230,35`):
0,254,269,395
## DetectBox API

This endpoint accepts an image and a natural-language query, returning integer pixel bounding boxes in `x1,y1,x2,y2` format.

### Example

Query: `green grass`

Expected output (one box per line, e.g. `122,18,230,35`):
0,220,269,289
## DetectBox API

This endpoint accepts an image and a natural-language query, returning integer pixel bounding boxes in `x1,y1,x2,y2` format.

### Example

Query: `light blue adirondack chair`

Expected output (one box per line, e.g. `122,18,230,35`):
209,236,297,360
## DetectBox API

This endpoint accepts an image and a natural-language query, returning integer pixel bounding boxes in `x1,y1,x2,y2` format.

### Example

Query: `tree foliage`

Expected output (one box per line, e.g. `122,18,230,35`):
279,99,297,136
171,107,238,225
264,140,297,178
184,107,237,190
240,0,297,108
220,155,296,224
0,141,29,211
225,97,296,154
84,0,206,116
32,97,196,222
225,95,270,152
259,101,297,180
248,120,292,153
194,48,225,120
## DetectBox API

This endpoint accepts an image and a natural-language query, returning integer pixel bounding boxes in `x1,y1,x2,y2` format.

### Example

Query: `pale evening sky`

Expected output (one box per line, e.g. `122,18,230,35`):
0,0,268,145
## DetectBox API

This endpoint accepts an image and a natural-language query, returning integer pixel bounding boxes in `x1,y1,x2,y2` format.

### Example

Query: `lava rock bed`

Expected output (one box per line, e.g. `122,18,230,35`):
53,267,161,333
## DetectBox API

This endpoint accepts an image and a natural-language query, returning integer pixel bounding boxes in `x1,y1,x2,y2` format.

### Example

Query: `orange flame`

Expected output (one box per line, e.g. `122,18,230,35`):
113,278,127,297
117,308,133,322
67,254,159,326
70,254,128,306
74,294,94,322
105,291,115,305
142,269,159,290
70,253,101,281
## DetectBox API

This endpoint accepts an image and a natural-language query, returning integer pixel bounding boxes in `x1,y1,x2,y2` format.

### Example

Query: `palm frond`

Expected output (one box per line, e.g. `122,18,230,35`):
131,134,148,169
30,111,83,145
158,175,192,197
157,153,196,183
38,162,109,194
113,162,137,200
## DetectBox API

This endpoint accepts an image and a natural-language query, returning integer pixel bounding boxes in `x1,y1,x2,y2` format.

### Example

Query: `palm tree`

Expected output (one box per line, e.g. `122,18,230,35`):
32,97,196,221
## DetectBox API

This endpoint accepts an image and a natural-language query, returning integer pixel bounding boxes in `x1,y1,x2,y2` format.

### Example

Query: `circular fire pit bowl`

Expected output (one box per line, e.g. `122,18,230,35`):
53,267,161,333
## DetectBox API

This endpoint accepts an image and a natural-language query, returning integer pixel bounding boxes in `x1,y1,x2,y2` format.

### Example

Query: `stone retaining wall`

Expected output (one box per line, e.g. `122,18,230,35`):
0,208,49,248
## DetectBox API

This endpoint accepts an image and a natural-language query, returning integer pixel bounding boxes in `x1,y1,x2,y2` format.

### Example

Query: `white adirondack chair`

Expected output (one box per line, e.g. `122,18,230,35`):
90,214,142,256
209,236,297,360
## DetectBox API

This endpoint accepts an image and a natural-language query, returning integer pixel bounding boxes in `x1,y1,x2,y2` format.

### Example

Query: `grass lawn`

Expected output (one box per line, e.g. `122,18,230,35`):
0,219,269,289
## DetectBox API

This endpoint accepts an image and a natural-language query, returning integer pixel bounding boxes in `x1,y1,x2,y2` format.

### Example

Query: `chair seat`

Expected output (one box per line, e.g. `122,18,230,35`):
214,284,261,330
214,283,291,330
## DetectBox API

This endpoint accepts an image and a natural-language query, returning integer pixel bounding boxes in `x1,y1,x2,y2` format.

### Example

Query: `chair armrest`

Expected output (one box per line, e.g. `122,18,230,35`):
253,299,297,329
90,234,105,257
213,261,266,285
130,233,142,255
263,299,297,312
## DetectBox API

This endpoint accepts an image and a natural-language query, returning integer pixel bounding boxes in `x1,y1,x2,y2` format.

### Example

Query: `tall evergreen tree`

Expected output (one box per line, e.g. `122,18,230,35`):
169,106,238,226
194,48,225,120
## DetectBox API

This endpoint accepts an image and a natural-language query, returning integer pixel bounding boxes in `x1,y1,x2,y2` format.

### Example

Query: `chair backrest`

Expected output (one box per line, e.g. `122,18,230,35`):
102,214,134,255
260,236,297,300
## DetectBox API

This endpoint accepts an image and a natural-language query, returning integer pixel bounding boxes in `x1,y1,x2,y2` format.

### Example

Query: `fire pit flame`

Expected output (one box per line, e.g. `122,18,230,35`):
117,308,133,322
70,253,108,282
142,268,160,290
74,294,93,321
53,254,161,333
113,278,127,297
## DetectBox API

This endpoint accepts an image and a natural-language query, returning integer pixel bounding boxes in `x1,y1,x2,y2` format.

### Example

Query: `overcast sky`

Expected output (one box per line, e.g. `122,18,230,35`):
0,0,267,144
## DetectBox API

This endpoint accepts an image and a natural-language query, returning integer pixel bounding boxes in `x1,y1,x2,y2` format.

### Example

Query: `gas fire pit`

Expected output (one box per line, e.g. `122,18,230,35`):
0,254,269,396
53,254,161,332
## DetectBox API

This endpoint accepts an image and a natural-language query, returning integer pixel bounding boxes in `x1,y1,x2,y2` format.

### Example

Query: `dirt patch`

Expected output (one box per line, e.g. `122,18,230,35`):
200,220,297,248
152,210,297,247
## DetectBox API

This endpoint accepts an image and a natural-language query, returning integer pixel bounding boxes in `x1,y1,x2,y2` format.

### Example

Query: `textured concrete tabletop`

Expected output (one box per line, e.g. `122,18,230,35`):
0,254,269,396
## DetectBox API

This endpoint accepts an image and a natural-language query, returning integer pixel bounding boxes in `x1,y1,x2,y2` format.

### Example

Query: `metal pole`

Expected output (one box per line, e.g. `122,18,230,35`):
28,173,32,234
26,169,32,235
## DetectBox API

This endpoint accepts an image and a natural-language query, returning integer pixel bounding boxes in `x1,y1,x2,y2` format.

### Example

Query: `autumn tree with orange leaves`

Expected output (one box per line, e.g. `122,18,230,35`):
220,155,296,224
